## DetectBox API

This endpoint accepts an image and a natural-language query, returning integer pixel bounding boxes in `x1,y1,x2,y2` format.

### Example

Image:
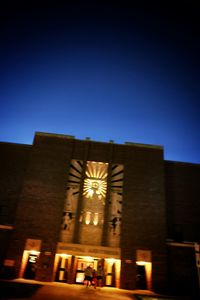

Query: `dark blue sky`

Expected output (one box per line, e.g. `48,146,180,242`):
1,1,200,163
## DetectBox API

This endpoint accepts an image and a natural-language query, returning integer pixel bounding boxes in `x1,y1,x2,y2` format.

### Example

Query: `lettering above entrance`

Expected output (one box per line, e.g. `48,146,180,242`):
57,242,121,259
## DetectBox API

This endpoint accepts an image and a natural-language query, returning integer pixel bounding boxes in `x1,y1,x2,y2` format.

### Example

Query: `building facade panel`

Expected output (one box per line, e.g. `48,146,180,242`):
120,145,167,292
165,161,200,242
0,132,199,296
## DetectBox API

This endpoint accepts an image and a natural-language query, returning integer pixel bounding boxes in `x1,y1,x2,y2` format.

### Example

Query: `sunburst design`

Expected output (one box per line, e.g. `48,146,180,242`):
83,178,107,199
68,159,83,185
110,164,124,193
83,161,108,200
85,161,108,180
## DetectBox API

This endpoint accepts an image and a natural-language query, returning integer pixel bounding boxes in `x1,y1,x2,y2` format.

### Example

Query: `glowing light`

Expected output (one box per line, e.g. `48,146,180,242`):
93,213,99,225
60,253,71,258
30,250,40,255
19,250,40,278
105,258,121,287
115,259,121,288
84,256,93,261
85,161,108,179
83,178,107,199
105,258,117,265
85,211,91,224
83,161,108,201
136,261,146,266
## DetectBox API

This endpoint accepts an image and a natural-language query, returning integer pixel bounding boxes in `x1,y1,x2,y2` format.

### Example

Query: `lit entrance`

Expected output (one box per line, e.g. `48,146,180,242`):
54,254,71,282
54,253,121,287
75,256,120,287
55,243,121,287
136,261,152,290
136,264,147,289
20,250,40,280
75,256,99,284
136,250,152,290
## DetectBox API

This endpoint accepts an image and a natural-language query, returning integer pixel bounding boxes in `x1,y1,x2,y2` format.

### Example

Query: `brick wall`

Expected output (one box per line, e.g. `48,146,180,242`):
2,134,168,292
5,134,75,280
0,142,31,275
119,145,167,292
0,142,31,225
165,161,200,242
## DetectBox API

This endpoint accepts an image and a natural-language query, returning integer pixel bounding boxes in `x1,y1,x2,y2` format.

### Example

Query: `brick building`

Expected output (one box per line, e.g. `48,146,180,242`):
0,132,199,296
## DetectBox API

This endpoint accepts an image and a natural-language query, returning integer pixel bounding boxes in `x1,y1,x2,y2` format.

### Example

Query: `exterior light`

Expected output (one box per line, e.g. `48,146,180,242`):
85,211,91,225
136,261,146,266
30,250,40,255
93,213,99,225
105,258,117,265
60,253,71,258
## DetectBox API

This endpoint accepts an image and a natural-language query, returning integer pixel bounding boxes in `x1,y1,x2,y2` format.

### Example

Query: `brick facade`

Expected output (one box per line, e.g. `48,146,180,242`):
0,132,199,296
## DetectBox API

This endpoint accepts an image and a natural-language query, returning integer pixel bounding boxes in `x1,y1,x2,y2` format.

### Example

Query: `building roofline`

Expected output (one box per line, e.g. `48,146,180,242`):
35,131,163,150
35,131,75,140
0,141,32,148
165,159,200,166
124,141,163,150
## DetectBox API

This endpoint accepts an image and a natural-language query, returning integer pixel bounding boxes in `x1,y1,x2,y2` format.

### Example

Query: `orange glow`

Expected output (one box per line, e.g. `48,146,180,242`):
105,258,117,265
84,256,94,262
136,260,152,290
105,258,121,287
83,161,108,201
85,211,91,224
60,253,71,258
30,250,40,255
19,250,40,278
53,253,72,281
93,213,99,225
53,254,60,281
145,262,152,290
114,259,121,288
76,272,85,283
83,178,107,199
136,260,146,266
106,274,112,285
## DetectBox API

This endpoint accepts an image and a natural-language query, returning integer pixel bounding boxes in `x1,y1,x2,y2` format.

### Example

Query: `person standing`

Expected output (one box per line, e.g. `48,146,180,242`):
96,265,104,287
84,265,93,287
92,268,97,289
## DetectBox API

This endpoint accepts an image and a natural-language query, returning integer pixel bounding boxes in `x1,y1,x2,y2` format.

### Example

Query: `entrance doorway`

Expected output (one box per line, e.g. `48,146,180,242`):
136,264,147,289
55,254,70,282
54,254,121,287
75,256,99,284
24,253,38,279
136,250,152,290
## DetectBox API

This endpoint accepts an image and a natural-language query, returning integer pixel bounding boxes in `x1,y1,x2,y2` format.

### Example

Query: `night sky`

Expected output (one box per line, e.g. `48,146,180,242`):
1,1,199,163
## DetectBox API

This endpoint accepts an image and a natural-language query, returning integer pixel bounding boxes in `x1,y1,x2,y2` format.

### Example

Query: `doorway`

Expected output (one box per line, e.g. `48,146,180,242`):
24,253,38,279
136,264,147,289
75,256,99,284
55,254,69,282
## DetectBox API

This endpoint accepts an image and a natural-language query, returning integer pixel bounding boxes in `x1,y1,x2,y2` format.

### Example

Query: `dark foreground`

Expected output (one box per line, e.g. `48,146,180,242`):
0,279,197,300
